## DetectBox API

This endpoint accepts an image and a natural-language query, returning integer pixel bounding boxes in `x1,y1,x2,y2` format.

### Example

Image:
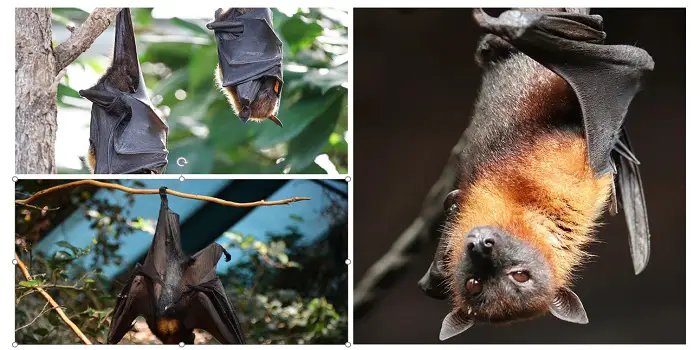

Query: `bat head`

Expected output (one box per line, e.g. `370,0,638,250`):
438,225,588,340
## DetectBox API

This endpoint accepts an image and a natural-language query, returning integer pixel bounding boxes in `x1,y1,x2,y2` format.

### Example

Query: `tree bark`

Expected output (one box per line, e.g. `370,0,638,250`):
15,8,121,174
15,8,58,174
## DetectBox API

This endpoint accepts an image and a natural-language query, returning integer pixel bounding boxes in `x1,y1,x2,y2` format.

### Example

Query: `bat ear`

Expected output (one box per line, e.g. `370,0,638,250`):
439,309,474,341
549,287,589,324
418,261,448,300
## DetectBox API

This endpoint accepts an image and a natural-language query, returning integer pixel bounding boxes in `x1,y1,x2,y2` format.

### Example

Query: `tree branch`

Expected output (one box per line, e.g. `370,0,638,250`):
53,8,122,74
353,131,470,311
15,179,311,208
14,253,92,344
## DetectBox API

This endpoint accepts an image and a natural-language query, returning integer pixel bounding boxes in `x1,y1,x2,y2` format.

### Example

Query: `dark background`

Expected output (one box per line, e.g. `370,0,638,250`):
353,8,685,344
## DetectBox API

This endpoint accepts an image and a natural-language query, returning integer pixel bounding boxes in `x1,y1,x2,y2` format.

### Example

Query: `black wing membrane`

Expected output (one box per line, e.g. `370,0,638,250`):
206,8,283,104
182,279,246,344
181,243,245,344
472,8,653,274
613,128,651,274
79,8,168,174
108,266,155,344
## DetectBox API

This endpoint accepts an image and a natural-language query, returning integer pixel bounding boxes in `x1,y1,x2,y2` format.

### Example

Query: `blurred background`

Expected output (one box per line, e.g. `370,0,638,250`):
52,8,348,174
15,179,348,344
353,8,685,344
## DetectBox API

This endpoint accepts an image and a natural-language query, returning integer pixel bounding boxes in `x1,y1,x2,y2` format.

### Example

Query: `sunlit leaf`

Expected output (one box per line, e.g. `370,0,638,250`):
19,280,40,288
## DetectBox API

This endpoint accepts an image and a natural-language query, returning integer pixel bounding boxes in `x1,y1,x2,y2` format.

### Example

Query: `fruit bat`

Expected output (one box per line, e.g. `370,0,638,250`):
108,187,245,344
417,8,654,341
79,8,169,174
206,8,284,127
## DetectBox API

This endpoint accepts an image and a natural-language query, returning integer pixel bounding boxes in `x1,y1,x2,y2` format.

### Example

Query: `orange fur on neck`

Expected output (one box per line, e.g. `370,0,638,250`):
446,132,612,307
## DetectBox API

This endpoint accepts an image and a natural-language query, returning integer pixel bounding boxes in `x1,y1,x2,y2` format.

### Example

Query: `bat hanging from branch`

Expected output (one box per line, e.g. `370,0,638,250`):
417,8,654,341
79,8,169,174
207,8,284,127
108,187,245,344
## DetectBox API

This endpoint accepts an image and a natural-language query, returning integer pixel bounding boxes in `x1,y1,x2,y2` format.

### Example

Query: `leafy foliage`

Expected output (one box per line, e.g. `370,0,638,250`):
55,8,348,174
15,180,347,344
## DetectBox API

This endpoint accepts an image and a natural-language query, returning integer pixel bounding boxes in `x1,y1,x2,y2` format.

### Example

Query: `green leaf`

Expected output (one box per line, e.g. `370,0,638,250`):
280,16,324,56
57,83,80,98
301,64,348,94
240,235,254,249
188,46,218,93
55,241,80,255
165,138,216,174
206,104,259,151
133,8,154,27
141,42,196,70
289,214,304,222
34,328,49,337
253,92,338,149
19,280,40,288
151,70,189,102
285,93,346,171
170,17,211,37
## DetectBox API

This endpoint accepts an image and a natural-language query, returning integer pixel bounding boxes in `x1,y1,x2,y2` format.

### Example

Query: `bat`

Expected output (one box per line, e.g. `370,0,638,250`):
207,8,284,127
108,187,245,344
79,8,168,174
417,8,654,341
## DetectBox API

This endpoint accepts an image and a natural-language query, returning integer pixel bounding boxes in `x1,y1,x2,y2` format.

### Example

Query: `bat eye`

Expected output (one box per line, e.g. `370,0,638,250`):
444,190,460,214
465,278,483,295
510,271,530,283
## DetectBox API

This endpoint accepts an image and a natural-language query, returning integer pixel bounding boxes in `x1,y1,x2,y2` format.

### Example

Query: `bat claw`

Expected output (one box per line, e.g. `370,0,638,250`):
269,116,283,128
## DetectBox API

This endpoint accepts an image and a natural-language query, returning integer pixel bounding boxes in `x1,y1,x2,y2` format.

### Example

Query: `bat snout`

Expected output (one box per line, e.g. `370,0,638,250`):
466,226,501,258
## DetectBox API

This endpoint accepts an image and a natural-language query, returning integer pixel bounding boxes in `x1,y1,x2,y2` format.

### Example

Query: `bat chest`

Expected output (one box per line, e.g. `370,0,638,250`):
154,318,188,343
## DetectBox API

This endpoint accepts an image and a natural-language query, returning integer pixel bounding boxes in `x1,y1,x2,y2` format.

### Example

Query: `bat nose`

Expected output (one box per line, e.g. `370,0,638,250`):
466,226,499,257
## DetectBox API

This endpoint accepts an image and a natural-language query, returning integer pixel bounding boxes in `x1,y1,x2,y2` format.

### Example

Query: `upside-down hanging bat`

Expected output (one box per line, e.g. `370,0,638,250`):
79,8,169,174
206,8,284,127
417,8,654,341
108,187,245,344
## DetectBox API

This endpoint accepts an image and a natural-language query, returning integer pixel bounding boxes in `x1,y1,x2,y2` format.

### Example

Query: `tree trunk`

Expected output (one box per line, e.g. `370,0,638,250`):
15,8,58,174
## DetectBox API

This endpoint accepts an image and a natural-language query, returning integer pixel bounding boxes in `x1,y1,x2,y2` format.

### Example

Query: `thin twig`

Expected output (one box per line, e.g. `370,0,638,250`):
353,131,471,311
15,302,61,332
15,179,311,208
53,8,122,74
15,202,61,212
15,253,93,344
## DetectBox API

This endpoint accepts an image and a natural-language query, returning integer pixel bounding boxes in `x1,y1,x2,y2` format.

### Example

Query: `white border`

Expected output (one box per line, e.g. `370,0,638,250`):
3,1,695,349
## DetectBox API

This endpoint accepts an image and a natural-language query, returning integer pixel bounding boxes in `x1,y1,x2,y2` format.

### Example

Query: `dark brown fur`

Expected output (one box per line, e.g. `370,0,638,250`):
215,64,281,122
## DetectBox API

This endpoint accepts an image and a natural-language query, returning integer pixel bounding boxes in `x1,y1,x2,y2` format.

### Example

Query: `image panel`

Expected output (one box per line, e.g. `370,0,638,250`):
353,8,684,344
15,7,348,175
15,179,348,344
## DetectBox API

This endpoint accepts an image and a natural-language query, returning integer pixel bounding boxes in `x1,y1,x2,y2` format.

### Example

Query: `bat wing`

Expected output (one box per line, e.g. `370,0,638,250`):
142,188,188,280
613,128,650,274
473,8,654,177
182,278,246,344
206,8,283,94
108,266,156,344
79,8,168,174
